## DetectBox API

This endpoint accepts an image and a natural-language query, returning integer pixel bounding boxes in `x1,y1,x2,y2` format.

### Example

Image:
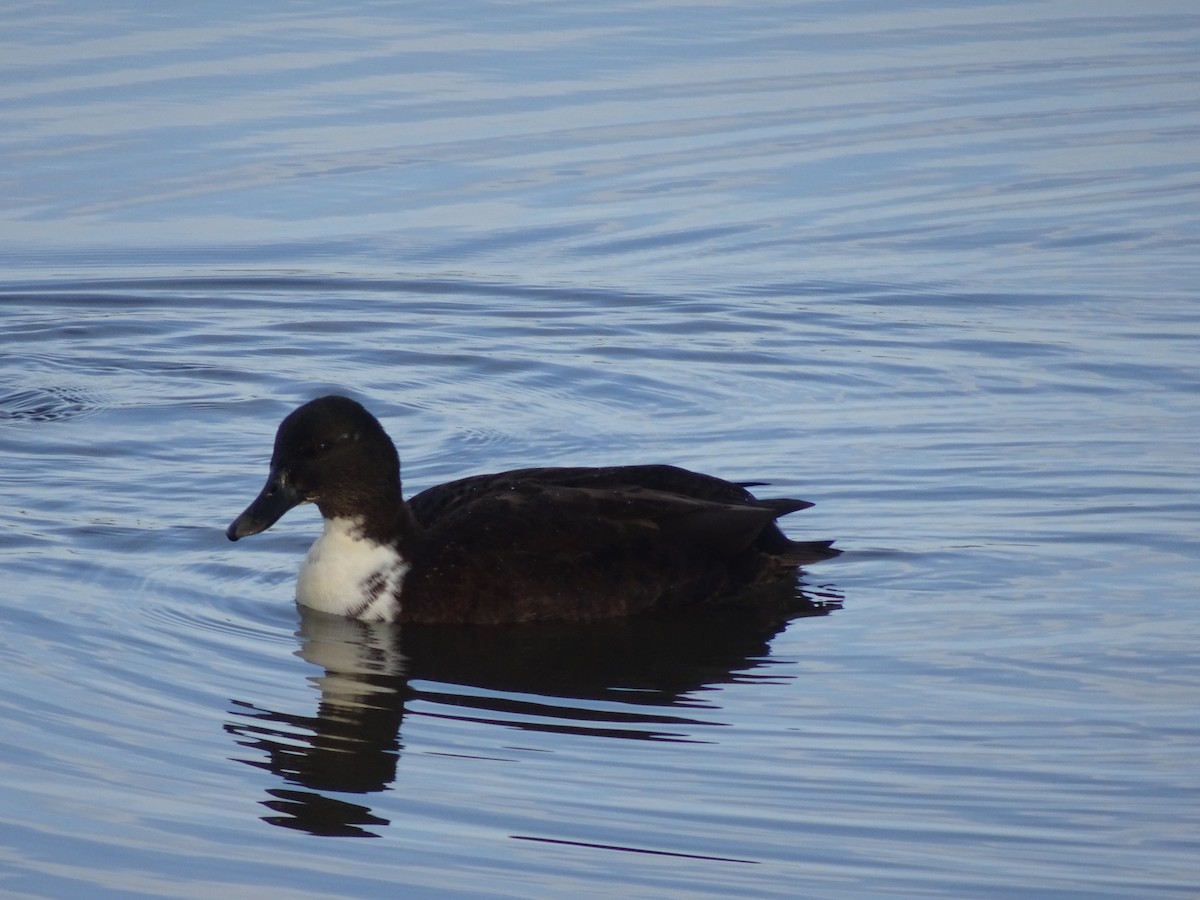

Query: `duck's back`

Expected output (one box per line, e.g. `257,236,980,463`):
409,464,797,525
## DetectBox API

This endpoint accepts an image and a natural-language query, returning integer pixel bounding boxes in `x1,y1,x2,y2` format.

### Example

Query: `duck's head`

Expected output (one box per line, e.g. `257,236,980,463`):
225,395,401,540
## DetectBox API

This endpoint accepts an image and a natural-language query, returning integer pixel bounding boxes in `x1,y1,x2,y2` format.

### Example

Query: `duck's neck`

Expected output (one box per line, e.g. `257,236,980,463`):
314,473,422,541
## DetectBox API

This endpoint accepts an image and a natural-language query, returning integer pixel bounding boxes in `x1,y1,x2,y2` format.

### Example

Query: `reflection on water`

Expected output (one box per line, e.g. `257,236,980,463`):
228,613,407,810
229,586,841,837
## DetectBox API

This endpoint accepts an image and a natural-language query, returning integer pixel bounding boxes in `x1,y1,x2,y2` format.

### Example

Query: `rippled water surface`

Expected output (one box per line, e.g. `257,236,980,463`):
2,2,1199,897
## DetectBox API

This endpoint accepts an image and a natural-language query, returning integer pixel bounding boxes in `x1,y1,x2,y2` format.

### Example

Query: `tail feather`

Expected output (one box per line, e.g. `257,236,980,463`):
780,539,841,565
755,497,815,515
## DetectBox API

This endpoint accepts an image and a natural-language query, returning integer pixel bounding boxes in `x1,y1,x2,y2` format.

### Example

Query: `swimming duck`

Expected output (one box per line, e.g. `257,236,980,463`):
225,396,838,624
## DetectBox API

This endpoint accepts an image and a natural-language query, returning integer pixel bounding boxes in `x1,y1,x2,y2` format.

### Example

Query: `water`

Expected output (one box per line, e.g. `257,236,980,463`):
2,2,1198,897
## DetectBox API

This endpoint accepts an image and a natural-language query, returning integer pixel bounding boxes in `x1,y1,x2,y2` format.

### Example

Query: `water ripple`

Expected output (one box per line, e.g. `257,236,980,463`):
1,3,1198,897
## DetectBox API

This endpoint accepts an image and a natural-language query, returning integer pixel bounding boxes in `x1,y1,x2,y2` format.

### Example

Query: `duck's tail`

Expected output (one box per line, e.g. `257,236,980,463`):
747,496,840,564
779,538,841,565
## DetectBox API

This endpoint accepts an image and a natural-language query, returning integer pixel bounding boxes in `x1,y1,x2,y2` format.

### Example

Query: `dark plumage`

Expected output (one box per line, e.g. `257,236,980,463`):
226,395,838,624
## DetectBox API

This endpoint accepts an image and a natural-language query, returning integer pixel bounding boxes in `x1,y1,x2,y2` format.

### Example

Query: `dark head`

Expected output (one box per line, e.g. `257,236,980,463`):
226,396,401,540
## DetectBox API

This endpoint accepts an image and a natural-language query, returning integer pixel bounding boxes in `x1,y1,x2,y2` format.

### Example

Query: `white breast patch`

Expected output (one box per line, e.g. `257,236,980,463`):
296,516,410,622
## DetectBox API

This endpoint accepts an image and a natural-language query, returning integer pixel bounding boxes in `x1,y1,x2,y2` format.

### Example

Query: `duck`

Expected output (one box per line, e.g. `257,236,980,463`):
225,395,839,624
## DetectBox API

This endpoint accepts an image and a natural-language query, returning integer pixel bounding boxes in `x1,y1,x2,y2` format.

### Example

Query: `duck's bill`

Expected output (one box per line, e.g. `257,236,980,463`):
226,470,303,541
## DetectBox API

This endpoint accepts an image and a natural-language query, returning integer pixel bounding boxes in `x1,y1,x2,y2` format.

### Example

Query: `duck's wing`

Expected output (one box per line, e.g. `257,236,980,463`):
422,481,792,570
407,477,836,623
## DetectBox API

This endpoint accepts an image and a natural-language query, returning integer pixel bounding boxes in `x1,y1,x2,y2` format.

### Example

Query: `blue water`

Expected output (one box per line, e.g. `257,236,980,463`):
2,3,1198,897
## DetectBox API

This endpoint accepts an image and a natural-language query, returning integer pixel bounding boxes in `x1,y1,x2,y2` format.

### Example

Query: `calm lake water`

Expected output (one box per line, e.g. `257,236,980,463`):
2,2,1199,897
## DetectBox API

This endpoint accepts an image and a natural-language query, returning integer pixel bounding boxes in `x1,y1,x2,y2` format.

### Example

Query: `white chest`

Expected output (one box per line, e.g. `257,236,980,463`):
295,517,410,622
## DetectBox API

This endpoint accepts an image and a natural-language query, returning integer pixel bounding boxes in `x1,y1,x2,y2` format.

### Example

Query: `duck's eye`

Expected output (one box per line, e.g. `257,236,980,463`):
313,432,351,454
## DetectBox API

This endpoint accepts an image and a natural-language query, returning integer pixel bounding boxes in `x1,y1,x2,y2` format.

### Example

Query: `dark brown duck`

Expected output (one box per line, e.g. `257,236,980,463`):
226,395,838,623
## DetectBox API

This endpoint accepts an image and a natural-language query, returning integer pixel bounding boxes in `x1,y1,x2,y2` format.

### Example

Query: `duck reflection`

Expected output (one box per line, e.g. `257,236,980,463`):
226,582,841,837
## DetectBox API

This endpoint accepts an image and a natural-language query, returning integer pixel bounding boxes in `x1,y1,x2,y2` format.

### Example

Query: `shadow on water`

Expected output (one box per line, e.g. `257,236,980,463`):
225,582,842,837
